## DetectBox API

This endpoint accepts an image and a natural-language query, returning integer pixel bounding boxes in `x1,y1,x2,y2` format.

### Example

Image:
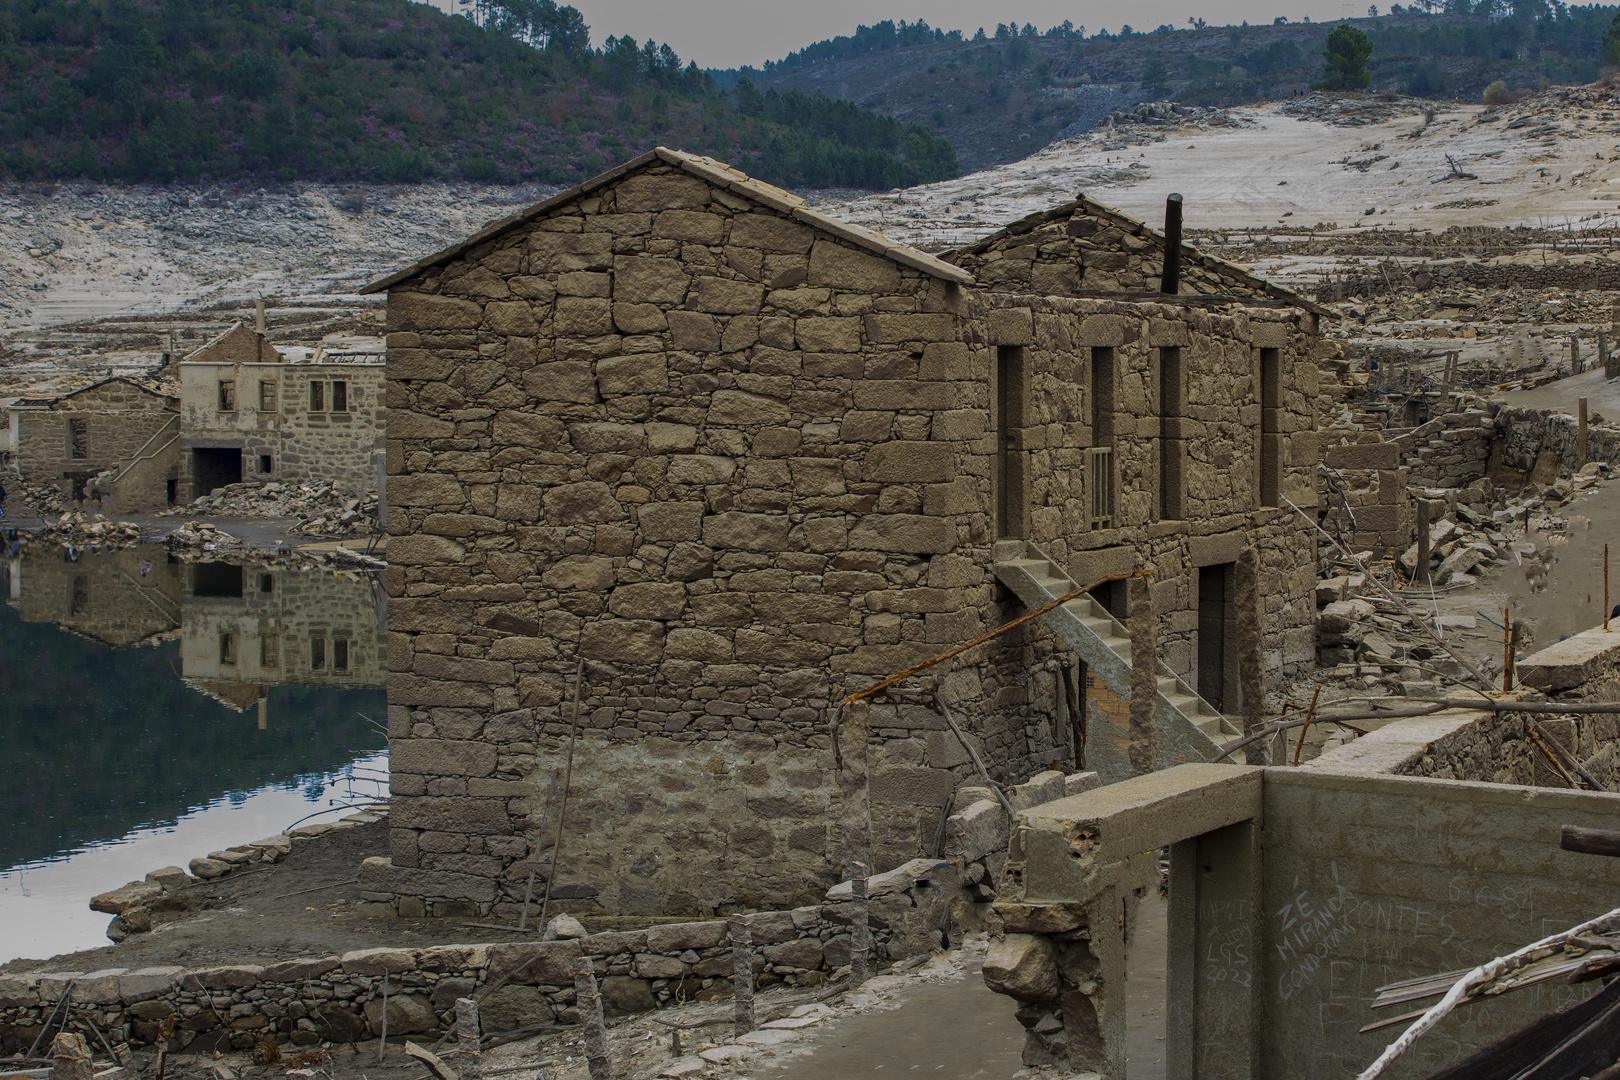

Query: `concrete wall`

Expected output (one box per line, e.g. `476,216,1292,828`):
984,763,1620,1079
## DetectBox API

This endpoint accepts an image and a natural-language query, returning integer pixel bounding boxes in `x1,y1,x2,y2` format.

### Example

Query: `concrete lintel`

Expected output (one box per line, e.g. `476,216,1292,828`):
1188,530,1245,569
1014,764,1262,903
1300,708,1490,775
1518,625,1620,690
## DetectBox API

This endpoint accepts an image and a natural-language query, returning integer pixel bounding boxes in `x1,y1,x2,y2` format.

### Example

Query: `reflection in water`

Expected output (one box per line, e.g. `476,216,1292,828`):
0,545,386,960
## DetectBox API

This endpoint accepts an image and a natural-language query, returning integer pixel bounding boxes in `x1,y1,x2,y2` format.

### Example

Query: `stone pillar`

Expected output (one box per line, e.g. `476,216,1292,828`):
1128,575,1157,776
1579,397,1589,465
1236,547,1266,765
49,1034,92,1080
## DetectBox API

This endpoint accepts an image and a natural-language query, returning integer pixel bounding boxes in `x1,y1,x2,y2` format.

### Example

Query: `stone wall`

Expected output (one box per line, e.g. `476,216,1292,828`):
1317,439,1414,558
16,380,176,504
944,198,1301,302
376,151,1328,917
1,873,952,1056
1388,402,1620,491
12,544,185,647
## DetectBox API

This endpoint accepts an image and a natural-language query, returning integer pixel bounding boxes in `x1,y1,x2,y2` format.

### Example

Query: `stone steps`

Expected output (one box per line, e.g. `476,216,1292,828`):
992,541,1241,777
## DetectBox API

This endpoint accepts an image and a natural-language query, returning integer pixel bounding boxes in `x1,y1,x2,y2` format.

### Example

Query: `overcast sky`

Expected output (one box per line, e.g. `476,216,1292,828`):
420,0,1362,69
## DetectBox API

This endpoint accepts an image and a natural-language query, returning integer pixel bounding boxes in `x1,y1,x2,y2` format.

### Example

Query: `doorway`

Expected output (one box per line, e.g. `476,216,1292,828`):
192,447,242,495
1197,564,1234,711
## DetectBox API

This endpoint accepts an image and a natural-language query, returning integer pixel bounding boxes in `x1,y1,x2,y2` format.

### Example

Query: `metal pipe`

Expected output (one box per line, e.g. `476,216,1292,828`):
1160,193,1184,295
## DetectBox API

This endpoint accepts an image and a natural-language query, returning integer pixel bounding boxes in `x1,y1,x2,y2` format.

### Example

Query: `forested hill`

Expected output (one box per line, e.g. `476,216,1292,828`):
0,0,959,189
721,8,1620,174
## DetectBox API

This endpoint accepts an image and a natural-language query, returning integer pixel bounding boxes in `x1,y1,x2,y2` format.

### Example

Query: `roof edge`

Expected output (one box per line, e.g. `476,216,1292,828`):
361,148,976,295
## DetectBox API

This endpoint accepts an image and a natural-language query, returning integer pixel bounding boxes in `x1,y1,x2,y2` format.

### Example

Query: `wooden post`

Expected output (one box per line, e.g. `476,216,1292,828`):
453,998,481,1080
378,976,390,1064
573,959,614,1080
1415,500,1433,584
850,862,871,988
1606,546,1611,632
730,915,754,1038
1503,607,1512,692
1059,661,1086,770
1507,622,1522,690
1579,397,1590,465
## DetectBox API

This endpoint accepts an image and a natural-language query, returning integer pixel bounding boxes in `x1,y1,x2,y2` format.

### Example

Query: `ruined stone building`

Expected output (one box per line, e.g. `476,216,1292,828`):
10,324,386,513
363,148,1330,918
10,376,178,507
176,324,386,502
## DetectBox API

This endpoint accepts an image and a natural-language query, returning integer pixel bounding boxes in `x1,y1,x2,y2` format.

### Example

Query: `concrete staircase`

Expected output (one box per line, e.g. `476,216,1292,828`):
992,539,1242,780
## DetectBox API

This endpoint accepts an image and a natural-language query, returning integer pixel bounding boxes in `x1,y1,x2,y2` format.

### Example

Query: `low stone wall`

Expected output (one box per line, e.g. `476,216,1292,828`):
1390,402,1620,491
0,880,944,1056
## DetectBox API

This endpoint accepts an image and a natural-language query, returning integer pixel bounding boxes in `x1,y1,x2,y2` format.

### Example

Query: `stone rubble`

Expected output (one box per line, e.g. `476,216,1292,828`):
161,481,380,538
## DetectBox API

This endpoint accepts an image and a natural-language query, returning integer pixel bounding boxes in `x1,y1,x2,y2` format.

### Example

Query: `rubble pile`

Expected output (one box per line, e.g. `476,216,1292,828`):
166,481,379,537
1316,463,1605,691
21,480,66,515
31,512,141,552
1279,92,1430,126
166,520,244,552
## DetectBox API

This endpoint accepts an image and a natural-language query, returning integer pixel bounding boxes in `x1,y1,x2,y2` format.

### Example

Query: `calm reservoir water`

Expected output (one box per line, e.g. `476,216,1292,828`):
0,545,386,964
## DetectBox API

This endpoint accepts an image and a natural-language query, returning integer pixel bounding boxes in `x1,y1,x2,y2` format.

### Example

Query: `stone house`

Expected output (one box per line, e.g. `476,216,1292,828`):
11,376,179,508
362,148,1330,919
176,325,386,502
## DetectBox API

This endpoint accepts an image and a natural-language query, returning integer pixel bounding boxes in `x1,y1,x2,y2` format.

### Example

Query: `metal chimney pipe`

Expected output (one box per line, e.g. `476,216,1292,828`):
1160,193,1183,295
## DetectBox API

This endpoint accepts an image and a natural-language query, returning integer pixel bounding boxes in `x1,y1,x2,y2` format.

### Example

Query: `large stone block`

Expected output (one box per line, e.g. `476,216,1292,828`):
986,308,1033,346
666,310,720,352
391,739,499,778
654,209,726,244
90,881,163,915
847,514,956,553
982,935,1059,1003
692,278,764,315
118,967,184,1004
391,474,464,508
808,240,902,292
390,534,467,565
579,619,665,663
483,301,539,336
861,313,959,344
1324,441,1400,470
492,411,567,449
541,555,615,591
609,583,687,620
614,174,711,212
796,317,861,352
730,212,815,252
613,257,690,304
554,297,612,336
864,441,954,483
703,512,790,551
389,292,482,332
341,948,418,976
485,940,584,987
521,361,598,404
947,799,1008,863
612,302,667,334
386,794,515,836
762,938,825,969
870,766,954,806
528,231,612,272
478,985,557,1029
646,921,727,952
709,390,789,425
363,994,435,1035
597,353,669,395
851,381,953,411
543,482,627,524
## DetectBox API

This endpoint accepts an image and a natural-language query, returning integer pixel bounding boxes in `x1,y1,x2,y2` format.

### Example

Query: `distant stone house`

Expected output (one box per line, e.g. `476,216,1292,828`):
362,148,1329,919
12,324,387,513
176,323,386,502
11,376,178,508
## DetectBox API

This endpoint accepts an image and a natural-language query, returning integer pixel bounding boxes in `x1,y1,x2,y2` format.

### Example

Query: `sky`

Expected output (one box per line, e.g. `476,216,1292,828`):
418,0,1369,69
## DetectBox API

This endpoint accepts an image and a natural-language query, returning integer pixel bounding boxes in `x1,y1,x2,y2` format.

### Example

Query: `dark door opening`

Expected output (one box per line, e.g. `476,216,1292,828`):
191,562,244,597
996,346,1027,539
193,447,242,495
1197,564,1234,711
166,478,178,505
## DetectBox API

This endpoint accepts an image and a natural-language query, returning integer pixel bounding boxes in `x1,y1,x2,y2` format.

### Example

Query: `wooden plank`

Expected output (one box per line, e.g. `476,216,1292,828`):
1562,825,1620,859
1415,978,1620,1080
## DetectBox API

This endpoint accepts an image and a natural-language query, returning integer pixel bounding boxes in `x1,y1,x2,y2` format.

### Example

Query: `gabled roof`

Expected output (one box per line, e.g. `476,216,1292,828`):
13,374,178,409
181,322,283,366
949,196,1334,318
361,147,976,294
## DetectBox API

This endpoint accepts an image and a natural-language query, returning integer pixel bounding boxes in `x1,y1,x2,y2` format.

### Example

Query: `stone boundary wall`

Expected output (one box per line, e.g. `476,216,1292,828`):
1311,258,1620,298
1386,402,1620,489
0,893,923,1057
